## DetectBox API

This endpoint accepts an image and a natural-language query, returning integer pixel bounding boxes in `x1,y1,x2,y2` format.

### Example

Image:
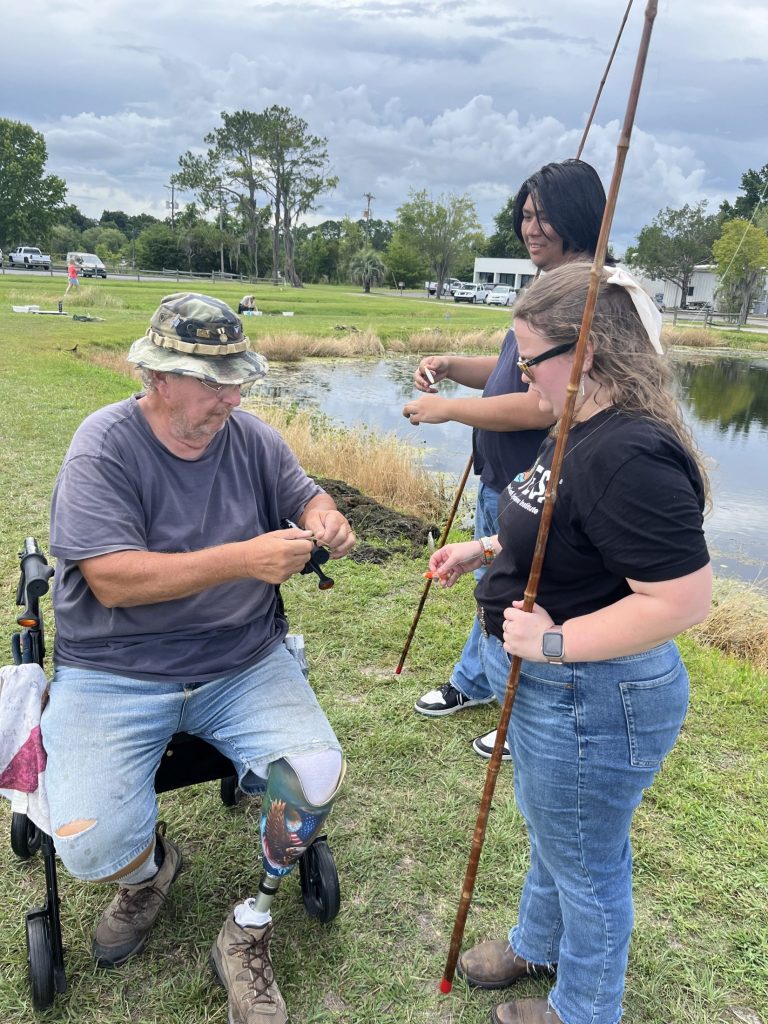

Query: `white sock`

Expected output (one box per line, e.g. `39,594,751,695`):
234,898,272,929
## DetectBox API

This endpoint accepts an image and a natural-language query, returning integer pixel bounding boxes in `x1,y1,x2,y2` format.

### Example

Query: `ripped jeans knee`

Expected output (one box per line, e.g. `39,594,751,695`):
52,815,157,882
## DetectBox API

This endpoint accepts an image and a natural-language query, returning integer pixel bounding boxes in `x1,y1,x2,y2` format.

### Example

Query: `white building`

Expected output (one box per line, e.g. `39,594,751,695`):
472,256,768,313
636,265,718,310
473,257,538,291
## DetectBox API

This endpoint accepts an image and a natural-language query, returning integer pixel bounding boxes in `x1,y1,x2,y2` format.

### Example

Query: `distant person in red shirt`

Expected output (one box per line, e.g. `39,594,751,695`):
65,258,80,295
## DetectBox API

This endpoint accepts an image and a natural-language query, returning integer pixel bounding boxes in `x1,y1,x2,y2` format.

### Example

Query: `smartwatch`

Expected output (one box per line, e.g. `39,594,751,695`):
541,626,565,664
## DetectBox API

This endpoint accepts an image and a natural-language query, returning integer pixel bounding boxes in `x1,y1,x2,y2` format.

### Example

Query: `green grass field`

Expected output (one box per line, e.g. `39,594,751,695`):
0,274,766,1024
0,273,515,349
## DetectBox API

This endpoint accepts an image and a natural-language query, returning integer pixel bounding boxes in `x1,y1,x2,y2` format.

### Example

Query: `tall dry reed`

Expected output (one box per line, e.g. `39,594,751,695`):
393,328,507,354
662,327,725,349
248,402,446,519
687,578,768,670
253,330,384,361
252,328,505,360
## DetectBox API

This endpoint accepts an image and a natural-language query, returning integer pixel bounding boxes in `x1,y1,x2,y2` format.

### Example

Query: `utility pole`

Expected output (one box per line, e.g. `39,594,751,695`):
363,192,375,243
164,183,177,231
218,186,225,275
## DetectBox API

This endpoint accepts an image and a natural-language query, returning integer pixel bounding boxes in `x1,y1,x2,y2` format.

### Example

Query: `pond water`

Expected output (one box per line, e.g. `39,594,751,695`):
248,354,768,588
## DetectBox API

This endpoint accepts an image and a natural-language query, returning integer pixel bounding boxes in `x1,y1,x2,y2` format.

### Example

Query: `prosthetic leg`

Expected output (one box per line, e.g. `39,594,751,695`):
242,750,345,924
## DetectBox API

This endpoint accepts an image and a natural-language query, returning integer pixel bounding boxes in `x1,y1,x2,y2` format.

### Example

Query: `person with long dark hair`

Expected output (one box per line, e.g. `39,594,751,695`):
405,160,613,760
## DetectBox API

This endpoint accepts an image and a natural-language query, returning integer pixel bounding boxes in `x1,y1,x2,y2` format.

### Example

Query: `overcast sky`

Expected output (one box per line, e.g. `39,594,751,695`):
4,0,767,251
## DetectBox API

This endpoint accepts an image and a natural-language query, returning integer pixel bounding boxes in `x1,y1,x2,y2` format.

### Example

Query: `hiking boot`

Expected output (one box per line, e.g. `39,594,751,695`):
492,999,563,1024
472,728,512,761
415,682,494,717
92,825,183,968
210,910,287,1024
457,940,555,989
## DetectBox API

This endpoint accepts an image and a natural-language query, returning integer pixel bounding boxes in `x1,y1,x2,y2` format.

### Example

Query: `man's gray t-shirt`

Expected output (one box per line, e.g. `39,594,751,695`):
50,395,323,682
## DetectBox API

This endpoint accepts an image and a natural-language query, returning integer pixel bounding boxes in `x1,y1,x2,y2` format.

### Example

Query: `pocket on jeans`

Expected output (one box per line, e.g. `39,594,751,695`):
619,667,688,769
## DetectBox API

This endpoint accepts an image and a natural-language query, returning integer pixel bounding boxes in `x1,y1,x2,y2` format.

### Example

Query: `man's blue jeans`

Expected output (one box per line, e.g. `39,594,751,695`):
41,643,341,881
479,631,688,1024
450,481,499,701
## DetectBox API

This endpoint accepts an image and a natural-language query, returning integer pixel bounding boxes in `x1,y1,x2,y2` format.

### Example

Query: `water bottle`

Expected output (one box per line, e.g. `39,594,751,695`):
284,633,309,680
57,300,63,313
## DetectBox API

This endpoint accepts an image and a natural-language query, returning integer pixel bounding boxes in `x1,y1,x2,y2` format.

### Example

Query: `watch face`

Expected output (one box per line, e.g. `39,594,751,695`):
542,631,564,658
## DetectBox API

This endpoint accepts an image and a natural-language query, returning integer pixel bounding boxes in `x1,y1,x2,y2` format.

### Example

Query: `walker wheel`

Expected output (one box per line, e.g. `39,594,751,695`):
11,812,42,859
26,913,55,1010
220,776,242,807
299,837,340,923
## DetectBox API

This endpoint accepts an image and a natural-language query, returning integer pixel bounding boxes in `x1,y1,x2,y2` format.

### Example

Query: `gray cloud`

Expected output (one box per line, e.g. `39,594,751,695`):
2,0,766,251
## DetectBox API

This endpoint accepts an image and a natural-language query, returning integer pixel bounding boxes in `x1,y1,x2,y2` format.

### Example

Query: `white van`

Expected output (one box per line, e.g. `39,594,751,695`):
67,252,107,278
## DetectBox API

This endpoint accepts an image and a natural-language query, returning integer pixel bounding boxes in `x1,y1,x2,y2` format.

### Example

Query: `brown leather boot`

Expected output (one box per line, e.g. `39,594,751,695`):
457,940,556,989
492,998,564,1024
210,911,287,1024
92,825,183,968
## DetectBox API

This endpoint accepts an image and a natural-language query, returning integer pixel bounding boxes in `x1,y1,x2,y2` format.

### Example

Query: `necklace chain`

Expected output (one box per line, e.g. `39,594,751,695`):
492,410,619,531
561,409,619,460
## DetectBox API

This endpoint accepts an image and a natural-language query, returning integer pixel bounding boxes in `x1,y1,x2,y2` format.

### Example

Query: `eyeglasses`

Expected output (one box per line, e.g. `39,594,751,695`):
197,379,252,398
517,341,577,381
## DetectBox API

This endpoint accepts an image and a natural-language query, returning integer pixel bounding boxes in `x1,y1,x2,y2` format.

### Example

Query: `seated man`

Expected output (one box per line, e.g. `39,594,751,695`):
41,292,355,1024
238,293,257,314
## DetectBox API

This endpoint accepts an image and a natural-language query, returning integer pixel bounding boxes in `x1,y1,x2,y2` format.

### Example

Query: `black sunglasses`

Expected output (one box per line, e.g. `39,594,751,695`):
517,341,577,381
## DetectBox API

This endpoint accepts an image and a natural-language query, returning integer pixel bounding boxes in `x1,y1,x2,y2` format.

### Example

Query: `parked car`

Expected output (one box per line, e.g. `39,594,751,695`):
67,252,107,278
486,285,517,306
453,283,490,304
9,246,51,270
426,277,463,296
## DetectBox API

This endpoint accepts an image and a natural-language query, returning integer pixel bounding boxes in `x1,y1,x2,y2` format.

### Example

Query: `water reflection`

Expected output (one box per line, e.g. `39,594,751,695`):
676,355,768,434
248,355,768,587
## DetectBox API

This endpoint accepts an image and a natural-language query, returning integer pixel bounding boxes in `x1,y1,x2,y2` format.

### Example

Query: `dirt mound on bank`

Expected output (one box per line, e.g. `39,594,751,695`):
317,478,440,563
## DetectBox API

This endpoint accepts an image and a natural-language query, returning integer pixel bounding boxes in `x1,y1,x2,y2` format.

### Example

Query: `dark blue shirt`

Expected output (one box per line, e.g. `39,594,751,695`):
472,329,550,492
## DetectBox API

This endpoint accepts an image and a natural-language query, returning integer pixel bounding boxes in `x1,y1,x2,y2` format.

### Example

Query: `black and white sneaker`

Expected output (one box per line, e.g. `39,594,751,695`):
472,729,511,760
415,683,494,717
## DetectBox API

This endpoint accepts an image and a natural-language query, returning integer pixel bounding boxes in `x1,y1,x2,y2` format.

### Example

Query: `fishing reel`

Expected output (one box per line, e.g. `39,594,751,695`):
280,519,334,590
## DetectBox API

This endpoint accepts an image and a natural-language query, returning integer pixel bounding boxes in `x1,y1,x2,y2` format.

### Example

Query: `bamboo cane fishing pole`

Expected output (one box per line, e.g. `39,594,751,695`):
576,0,634,160
439,0,660,992
394,2,636,677
395,452,473,674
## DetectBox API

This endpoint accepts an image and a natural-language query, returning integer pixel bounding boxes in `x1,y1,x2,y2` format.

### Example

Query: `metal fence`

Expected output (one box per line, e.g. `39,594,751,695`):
670,308,768,331
0,261,287,286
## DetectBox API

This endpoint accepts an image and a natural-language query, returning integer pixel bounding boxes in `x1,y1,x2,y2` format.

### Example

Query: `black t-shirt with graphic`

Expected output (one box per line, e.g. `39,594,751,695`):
474,409,709,640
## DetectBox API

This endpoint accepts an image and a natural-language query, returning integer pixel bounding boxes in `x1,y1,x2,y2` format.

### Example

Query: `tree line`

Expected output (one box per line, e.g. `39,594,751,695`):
625,167,768,317
0,109,520,290
1,112,765,314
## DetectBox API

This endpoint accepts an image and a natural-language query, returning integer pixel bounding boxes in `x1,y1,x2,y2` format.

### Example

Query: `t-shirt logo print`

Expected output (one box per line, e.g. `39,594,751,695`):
517,463,550,505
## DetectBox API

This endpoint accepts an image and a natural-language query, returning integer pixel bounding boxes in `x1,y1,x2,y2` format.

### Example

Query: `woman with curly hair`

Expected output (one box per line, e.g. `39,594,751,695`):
429,261,712,1024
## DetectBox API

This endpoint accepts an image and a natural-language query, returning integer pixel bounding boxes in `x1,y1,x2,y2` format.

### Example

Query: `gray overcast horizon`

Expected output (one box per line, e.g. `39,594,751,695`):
3,0,767,252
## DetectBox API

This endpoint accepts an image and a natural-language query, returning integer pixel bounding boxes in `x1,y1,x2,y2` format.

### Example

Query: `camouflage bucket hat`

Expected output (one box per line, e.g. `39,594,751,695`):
128,292,268,384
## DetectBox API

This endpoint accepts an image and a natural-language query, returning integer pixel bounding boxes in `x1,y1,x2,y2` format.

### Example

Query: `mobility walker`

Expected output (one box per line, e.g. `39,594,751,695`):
8,538,341,1010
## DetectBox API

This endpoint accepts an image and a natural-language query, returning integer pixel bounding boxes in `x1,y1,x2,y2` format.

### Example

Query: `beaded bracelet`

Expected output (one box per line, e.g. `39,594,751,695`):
478,537,496,566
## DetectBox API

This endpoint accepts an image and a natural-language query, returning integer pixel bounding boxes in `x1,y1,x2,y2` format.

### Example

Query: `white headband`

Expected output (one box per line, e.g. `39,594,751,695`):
604,266,664,354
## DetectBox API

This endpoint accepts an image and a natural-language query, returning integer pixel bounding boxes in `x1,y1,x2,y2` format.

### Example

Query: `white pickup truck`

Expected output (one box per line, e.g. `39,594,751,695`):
9,246,51,270
453,282,490,304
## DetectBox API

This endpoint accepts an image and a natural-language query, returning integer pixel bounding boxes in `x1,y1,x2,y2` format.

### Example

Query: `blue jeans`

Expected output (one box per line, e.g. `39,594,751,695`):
41,644,341,880
450,481,499,701
479,632,689,1024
